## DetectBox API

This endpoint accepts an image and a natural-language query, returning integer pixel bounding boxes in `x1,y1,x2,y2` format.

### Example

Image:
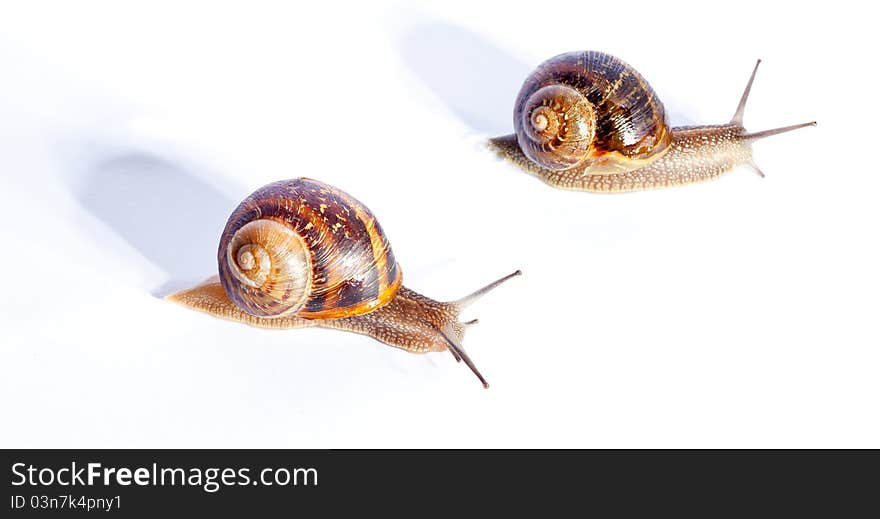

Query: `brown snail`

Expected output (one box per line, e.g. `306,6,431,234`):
489,51,816,192
167,178,519,388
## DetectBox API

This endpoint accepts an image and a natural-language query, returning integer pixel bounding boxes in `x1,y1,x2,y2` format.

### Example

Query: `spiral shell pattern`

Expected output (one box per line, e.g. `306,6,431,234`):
514,51,672,174
518,84,596,171
218,178,402,319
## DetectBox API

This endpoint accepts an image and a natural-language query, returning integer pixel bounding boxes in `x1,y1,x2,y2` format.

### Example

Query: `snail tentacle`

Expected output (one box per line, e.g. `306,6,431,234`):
493,52,814,192
169,177,521,389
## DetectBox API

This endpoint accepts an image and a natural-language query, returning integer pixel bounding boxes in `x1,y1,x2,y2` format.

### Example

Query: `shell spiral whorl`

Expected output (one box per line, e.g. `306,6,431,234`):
514,51,672,174
225,218,310,312
218,178,402,319
518,84,596,171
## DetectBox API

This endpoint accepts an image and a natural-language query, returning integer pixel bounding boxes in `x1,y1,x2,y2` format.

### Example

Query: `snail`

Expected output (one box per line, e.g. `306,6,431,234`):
166,178,520,388
489,51,816,192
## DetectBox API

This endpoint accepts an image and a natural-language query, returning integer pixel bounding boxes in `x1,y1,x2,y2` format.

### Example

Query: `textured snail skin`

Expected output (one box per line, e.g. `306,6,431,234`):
167,178,520,388
168,272,520,389
490,52,815,192
170,279,468,353
490,125,751,192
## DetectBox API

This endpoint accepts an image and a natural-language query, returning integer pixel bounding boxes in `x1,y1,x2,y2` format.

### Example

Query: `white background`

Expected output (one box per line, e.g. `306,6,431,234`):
1,0,876,447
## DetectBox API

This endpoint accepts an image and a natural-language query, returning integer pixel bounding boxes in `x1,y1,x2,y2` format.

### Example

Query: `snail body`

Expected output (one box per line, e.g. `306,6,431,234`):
490,51,815,192
168,178,519,388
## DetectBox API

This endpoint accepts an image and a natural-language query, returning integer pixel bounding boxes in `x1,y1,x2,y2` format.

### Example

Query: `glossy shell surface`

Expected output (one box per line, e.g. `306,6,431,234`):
218,178,402,319
514,51,672,173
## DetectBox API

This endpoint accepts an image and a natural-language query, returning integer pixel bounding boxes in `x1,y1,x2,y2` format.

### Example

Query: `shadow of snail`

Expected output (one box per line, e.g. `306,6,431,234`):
167,178,520,388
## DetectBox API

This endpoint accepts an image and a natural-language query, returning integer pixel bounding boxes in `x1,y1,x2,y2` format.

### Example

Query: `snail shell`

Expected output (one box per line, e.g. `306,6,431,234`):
514,51,672,174
218,178,402,319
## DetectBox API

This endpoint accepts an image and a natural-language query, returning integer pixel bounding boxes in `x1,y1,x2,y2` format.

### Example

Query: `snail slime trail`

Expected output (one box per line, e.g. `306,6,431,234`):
489,52,815,192
167,178,521,388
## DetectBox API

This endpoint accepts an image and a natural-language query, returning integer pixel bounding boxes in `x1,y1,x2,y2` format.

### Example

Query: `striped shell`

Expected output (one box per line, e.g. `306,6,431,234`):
514,51,672,174
218,178,402,319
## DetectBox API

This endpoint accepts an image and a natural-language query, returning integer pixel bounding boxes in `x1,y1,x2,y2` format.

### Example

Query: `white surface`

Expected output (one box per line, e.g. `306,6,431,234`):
0,0,876,448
